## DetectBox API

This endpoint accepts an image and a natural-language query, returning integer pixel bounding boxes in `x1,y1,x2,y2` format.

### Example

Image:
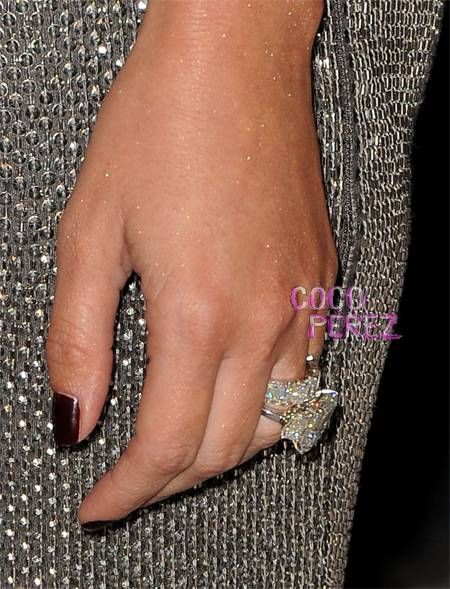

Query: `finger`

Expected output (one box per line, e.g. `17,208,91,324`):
242,286,332,466
240,319,314,465
77,304,224,527
142,350,278,506
45,202,131,446
144,310,308,506
307,307,329,358
268,311,310,379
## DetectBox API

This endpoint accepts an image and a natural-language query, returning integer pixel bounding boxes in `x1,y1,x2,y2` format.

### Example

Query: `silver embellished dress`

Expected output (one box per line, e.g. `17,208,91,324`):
0,1,444,587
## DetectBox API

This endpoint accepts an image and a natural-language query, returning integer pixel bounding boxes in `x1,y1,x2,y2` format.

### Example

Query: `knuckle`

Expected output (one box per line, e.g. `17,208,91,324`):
45,317,93,371
140,436,198,476
250,293,295,337
193,444,243,479
170,289,229,344
233,296,295,362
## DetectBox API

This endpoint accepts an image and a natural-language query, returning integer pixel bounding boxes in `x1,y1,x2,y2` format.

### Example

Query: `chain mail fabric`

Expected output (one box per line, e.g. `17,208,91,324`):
0,1,444,587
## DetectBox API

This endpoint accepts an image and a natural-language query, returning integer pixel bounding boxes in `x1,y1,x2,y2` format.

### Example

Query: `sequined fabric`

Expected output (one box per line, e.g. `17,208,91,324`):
0,1,444,587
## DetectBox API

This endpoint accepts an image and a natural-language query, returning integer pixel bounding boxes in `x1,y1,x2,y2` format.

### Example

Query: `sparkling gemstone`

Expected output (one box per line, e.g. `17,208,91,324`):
281,390,339,454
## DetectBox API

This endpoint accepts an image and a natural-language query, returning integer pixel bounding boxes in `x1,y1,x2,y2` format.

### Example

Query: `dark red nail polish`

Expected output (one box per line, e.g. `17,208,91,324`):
81,520,113,533
52,393,80,446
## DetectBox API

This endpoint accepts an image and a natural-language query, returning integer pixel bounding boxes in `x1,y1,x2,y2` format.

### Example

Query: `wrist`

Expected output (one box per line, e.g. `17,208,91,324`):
139,0,323,74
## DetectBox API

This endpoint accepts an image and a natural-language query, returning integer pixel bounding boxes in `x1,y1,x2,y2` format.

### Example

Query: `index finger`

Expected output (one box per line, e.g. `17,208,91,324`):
77,315,223,529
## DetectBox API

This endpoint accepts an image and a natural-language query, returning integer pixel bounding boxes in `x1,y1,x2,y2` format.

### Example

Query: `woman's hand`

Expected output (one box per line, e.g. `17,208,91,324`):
45,0,337,529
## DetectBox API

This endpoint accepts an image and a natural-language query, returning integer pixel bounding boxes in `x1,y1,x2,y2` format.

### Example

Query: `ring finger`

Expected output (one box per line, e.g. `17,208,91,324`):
144,317,311,506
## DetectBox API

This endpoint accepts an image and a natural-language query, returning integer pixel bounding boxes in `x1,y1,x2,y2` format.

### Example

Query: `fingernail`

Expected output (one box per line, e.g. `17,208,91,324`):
81,520,113,533
52,393,80,446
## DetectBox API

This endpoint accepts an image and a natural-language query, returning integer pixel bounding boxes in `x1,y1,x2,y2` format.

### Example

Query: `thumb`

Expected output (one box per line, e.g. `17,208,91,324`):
45,208,131,446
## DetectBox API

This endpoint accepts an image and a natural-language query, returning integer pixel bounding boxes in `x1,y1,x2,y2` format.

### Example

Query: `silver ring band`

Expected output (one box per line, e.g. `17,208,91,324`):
260,406,283,424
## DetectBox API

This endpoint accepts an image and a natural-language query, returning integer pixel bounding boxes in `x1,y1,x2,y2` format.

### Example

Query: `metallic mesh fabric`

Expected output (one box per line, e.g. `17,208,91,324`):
0,1,444,587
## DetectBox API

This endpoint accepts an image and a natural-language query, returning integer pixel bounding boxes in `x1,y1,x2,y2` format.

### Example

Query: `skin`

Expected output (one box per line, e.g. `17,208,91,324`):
45,0,337,526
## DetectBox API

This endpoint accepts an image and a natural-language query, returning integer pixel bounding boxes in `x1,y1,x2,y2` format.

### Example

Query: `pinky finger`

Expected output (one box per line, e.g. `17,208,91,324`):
306,307,329,359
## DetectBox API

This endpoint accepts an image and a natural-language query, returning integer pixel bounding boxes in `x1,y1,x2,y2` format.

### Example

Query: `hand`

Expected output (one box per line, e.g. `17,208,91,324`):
45,0,337,530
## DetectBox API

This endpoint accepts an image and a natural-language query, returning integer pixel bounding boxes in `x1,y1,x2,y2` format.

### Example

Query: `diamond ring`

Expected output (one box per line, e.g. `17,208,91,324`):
262,355,339,454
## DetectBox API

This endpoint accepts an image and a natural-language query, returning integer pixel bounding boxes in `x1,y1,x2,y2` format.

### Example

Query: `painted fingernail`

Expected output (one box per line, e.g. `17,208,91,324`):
81,520,113,533
52,393,80,446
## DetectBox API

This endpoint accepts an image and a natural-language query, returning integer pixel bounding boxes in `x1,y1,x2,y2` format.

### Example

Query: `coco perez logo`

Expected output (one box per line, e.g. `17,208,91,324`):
290,286,401,341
